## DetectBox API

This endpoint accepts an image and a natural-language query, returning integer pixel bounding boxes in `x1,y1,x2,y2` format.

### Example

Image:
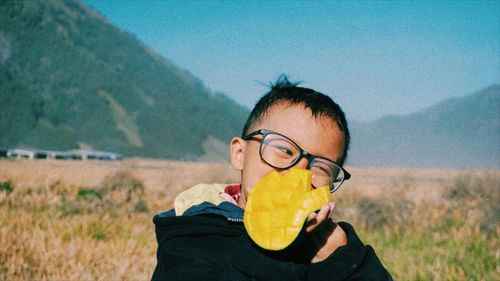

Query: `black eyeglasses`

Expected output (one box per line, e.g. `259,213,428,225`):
242,129,351,193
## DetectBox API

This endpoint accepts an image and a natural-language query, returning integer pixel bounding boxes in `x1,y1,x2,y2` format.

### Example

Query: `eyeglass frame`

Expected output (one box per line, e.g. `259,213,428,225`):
242,128,351,193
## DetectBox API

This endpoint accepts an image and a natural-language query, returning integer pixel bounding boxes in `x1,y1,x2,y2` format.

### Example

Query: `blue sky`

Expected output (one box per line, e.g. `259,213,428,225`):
84,0,499,122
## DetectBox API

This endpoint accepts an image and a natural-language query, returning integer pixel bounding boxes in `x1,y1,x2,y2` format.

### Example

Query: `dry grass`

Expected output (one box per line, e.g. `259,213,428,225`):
0,159,498,280
0,158,238,280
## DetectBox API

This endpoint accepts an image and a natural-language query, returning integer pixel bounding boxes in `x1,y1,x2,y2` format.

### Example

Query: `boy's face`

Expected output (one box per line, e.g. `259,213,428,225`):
230,102,346,209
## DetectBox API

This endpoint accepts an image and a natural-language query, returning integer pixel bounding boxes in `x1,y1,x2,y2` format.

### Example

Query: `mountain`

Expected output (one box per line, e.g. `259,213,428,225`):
0,0,249,160
2,1,498,168
348,85,500,169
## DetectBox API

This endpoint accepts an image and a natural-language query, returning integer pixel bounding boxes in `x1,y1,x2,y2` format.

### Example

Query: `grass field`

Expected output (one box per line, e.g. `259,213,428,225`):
0,158,498,280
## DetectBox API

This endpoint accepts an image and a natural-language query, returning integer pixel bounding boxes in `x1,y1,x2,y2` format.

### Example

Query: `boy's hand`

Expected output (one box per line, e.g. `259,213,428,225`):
305,202,347,263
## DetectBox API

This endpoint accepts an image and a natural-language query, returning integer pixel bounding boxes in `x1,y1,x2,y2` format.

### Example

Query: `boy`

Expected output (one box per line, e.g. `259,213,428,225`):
152,76,392,280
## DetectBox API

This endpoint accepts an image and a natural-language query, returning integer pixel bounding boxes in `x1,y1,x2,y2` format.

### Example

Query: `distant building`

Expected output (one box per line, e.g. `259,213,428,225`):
2,148,122,161
7,149,35,159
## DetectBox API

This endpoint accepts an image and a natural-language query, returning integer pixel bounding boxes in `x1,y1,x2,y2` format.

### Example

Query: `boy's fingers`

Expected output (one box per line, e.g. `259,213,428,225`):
305,202,337,233
316,203,334,223
306,212,317,223
328,202,336,218
305,204,329,233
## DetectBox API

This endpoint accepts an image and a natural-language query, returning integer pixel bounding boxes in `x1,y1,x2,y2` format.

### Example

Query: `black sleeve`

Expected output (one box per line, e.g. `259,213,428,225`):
306,222,393,281
151,215,251,281
152,245,224,281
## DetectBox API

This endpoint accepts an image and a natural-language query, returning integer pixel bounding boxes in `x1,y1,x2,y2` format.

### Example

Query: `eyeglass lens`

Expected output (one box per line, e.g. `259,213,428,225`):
260,133,345,192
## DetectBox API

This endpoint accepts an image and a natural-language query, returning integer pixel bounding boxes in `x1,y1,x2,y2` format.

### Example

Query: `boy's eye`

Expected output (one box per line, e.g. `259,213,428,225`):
311,165,331,177
271,145,294,157
263,137,297,158
310,161,334,178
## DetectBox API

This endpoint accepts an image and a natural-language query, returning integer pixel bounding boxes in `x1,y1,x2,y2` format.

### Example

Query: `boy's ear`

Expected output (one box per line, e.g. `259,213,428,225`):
230,137,246,171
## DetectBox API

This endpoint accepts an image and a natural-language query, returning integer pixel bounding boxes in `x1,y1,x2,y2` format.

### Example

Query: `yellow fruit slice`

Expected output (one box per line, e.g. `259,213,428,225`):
243,168,332,250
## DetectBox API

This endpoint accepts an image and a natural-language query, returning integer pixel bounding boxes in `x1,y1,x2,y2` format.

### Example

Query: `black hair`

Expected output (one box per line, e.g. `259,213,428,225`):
242,74,350,165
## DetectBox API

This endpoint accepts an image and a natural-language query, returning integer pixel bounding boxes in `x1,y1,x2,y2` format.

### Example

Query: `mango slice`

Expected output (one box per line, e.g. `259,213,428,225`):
243,168,332,250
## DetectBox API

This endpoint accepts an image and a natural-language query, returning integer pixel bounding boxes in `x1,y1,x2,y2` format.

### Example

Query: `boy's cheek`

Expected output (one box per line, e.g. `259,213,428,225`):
239,177,258,208
242,169,273,194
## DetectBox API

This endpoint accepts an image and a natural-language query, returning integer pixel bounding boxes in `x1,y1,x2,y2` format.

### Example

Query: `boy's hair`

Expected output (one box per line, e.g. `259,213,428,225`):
242,75,350,165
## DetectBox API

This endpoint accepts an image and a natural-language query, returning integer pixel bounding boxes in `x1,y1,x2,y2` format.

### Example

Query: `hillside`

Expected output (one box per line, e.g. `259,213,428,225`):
0,0,249,160
348,85,500,169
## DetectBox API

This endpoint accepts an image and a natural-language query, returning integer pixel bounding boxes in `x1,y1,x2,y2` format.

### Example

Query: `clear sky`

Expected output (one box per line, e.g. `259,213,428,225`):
84,0,499,122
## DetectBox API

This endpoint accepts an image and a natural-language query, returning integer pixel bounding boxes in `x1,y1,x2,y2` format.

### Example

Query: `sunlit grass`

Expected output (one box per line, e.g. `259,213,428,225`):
0,159,498,280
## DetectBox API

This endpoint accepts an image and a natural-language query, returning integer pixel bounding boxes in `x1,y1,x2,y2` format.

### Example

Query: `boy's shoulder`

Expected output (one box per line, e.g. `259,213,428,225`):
154,183,244,221
174,183,227,216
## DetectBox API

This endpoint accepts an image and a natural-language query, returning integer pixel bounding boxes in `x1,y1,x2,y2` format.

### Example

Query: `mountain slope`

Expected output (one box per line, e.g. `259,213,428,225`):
0,0,249,159
348,85,500,168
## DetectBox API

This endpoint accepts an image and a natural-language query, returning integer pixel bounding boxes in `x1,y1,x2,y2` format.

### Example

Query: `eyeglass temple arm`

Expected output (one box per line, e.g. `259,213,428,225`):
242,129,266,140
343,169,351,180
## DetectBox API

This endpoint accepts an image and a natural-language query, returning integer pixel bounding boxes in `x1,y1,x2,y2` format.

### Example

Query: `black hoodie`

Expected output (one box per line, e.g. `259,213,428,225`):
152,198,392,281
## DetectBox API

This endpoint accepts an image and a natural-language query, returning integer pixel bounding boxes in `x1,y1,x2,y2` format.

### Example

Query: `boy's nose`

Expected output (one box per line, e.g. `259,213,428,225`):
293,157,310,170
277,157,311,175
